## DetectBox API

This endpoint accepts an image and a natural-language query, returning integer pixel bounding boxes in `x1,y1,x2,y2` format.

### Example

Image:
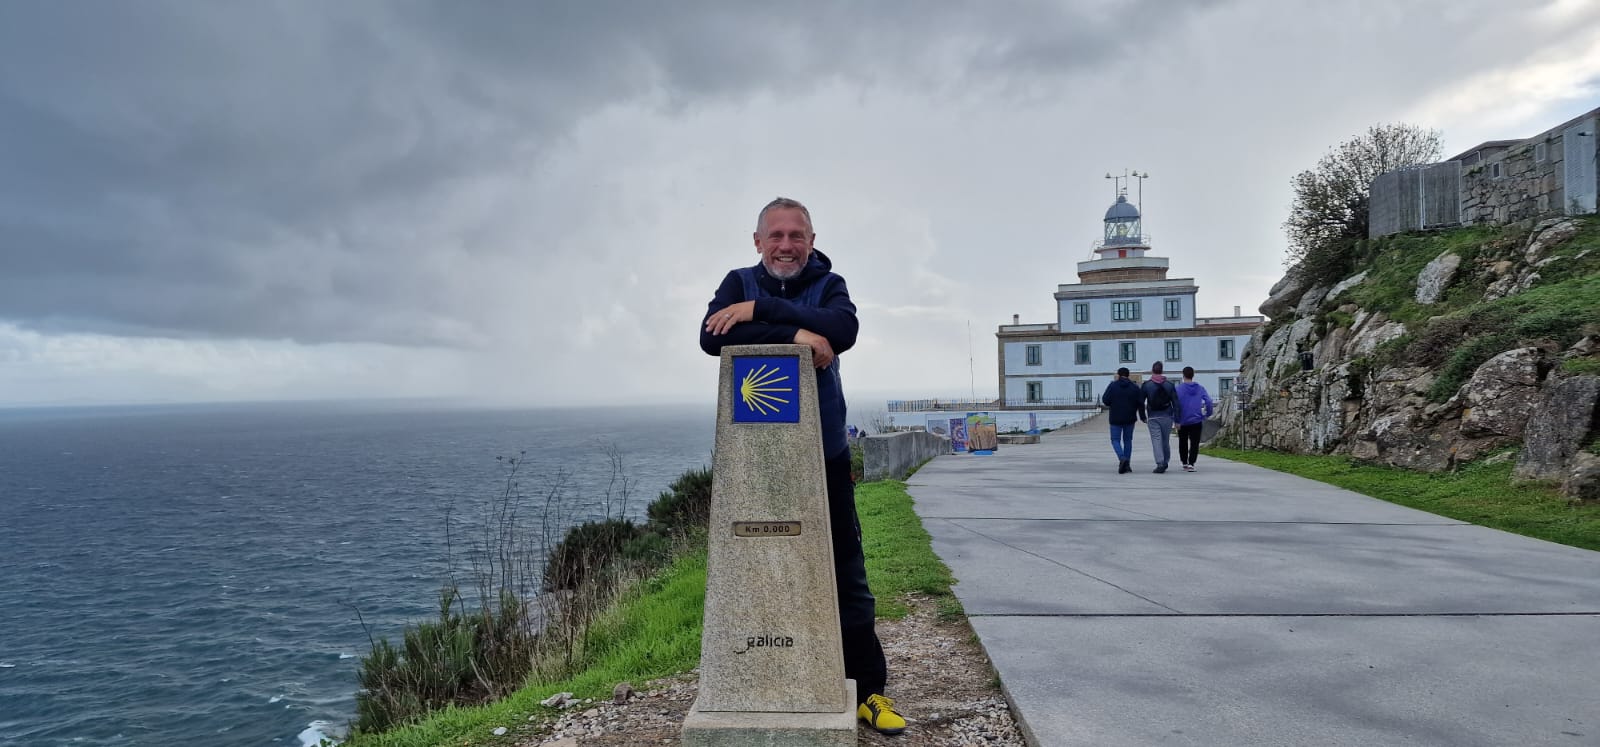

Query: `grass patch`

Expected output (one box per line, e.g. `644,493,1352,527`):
1336,217,1600,402
857,480,957,618
1568,358,1600,377
1344,225,1505,324
344,551,708,747
344,479,960,745
1208,447,1600,551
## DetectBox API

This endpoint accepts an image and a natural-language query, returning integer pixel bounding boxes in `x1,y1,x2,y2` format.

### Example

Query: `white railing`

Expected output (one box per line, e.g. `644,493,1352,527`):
1090,234,1152,252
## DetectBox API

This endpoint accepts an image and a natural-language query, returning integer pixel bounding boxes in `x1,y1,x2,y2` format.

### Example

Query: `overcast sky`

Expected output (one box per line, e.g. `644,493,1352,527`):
2,0,1597,408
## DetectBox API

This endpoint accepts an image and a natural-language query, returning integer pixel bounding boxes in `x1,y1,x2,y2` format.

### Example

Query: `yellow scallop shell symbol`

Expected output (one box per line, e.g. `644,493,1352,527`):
739,364,793,416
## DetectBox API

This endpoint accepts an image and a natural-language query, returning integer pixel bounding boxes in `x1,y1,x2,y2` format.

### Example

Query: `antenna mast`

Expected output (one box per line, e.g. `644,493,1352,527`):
967,320,976,400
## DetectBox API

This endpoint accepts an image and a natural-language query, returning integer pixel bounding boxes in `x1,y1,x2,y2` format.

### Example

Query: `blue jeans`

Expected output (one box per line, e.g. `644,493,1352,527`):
1109,423,1134,461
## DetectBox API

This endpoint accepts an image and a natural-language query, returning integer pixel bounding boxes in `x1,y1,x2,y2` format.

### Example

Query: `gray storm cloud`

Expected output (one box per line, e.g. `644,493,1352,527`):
0,0,1222,347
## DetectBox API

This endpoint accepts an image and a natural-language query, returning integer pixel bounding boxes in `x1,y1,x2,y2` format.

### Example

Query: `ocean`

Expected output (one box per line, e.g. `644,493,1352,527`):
0,401,717,746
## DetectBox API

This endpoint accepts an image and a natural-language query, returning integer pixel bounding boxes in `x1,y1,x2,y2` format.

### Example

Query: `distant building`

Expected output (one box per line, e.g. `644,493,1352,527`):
994,190,1262,409
1369,106,1598,237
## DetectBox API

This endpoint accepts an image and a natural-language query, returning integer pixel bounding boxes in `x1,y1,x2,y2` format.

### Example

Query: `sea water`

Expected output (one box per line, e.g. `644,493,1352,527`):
0,401,714,746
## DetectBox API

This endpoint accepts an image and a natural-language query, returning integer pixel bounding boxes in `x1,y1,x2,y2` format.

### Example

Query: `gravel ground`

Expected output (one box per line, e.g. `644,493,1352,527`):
508,594,1028,746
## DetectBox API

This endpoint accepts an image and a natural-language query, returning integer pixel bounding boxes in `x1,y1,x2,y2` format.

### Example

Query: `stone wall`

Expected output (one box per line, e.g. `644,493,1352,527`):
1461,137,1565,226
1369,106,1598,238
862,431,950,481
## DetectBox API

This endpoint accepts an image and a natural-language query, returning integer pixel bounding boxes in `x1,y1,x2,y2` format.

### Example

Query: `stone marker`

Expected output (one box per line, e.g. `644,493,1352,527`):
681,344,856,746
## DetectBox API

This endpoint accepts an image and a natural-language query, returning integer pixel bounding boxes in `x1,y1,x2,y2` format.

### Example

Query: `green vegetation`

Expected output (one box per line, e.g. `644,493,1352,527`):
1284,123,1442,285
1562,355,1600,376
343,551,708,747
542,518,671,592
1209,448,1600,551
1317,216,1600,402
353,453,713,735
857,480,957,618
645,466,713,536
1342,225,1507,323
343,477,959,746
355,588,537,734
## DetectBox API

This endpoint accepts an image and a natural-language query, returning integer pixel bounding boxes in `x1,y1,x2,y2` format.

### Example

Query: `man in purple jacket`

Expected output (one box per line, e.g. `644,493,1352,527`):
1175,366,1216,472
700,197,905,735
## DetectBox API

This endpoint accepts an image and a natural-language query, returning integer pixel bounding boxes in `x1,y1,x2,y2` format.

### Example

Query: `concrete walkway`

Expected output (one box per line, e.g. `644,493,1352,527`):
907,417,1600,746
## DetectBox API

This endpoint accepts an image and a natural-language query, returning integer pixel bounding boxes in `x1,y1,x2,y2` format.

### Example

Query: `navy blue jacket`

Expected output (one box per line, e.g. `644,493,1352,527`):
1100,377,1146,426
701,250,858,458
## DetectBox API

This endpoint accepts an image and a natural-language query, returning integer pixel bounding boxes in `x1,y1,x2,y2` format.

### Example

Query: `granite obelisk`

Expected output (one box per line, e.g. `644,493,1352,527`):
681,343,856,746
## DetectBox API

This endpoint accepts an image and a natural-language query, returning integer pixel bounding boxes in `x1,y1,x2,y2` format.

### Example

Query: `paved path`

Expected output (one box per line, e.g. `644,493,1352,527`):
907,417,1600,746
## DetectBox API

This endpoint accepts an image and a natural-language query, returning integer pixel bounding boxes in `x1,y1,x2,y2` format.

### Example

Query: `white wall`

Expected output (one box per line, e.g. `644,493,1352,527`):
1006,334,1249,372
1006,332,1250,404
1005,372,1240,404
1055,292,1195,333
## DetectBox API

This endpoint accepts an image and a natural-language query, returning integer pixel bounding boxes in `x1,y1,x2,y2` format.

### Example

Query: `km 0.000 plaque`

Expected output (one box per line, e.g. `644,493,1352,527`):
731,521,802,537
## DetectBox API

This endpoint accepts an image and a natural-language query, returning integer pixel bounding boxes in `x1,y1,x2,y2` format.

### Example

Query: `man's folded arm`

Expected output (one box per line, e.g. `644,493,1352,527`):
752,277,859,354
700,272,802,355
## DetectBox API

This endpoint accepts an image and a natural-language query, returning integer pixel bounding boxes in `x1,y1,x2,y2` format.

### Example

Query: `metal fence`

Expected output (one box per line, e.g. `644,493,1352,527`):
887,399,1000,412
887,398,1097,411
1369,161,1462,238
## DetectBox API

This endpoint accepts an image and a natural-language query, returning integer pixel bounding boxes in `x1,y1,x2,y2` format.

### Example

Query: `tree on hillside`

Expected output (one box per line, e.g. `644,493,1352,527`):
1284,123,1442,284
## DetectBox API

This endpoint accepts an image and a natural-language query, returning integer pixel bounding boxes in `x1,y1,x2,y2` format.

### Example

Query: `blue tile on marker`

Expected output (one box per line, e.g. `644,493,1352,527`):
731,356,801,423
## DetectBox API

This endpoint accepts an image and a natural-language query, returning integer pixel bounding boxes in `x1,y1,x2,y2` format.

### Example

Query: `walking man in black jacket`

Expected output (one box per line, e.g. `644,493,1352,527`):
1100,367,1145,474
699,197,905,735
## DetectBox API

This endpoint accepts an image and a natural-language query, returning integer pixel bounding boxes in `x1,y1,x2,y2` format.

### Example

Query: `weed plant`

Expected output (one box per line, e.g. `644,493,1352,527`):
351,447,710,735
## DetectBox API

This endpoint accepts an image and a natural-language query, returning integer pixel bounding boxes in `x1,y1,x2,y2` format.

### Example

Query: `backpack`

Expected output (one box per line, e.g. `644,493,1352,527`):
1148,381,1174,412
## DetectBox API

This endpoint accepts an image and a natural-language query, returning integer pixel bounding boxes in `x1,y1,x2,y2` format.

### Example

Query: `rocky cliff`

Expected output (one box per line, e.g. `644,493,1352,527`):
1217,216,1600,501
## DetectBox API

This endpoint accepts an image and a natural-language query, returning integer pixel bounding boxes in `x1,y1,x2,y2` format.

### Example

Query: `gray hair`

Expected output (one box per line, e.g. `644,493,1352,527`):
755,197,813,233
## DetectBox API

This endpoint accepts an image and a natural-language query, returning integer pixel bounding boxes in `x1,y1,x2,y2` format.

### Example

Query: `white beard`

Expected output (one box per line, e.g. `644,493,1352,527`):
764,260,803,280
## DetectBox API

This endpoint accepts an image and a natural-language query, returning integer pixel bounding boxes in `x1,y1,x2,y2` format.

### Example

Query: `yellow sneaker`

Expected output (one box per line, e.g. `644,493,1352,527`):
857,693,907,735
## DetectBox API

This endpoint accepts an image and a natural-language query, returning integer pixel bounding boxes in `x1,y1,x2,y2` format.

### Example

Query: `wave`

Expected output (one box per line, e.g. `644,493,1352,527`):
298,719,343,747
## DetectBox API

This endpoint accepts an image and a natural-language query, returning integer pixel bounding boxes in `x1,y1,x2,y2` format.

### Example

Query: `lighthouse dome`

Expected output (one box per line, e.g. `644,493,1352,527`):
1104,194,1140,220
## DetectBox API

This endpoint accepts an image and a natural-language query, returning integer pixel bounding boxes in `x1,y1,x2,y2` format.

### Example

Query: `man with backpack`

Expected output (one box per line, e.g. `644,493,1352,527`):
1140,361,1181,473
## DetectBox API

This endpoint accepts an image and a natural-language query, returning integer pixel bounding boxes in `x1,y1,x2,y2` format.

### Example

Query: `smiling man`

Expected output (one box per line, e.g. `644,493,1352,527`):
700,197,906,735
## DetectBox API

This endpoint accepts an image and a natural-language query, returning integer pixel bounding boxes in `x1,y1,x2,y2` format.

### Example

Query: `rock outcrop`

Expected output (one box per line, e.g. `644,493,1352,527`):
1459,348,1546,439
1220,217,1600,501
1259,273,1308,318
1414,252,1461,304
1514,375,1600,482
